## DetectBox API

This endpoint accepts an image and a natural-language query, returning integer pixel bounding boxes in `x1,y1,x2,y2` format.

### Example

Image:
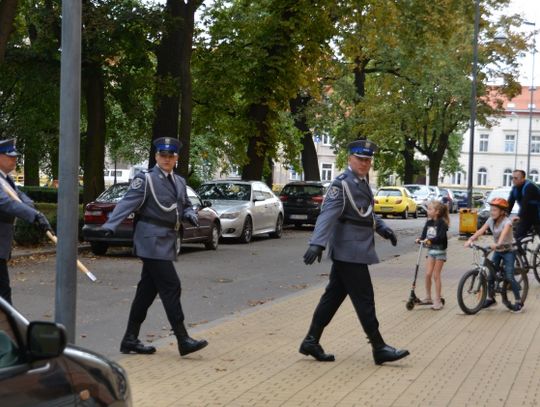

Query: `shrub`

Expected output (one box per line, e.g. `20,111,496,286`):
13,203,85,246
18,186,83,204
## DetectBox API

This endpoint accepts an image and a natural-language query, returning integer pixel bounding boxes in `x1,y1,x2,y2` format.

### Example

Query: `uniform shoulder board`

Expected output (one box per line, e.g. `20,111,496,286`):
336,173,348,181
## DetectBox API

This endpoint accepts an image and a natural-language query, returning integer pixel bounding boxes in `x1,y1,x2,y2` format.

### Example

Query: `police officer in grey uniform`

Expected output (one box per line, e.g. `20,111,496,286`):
97,137,208,357
0,139,52,304
300,140,410,365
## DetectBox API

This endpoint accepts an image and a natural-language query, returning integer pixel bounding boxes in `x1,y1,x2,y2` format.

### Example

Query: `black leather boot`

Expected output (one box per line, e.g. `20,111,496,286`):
299,324,335,362
120,322,156,354
367,330,409,365
174,323,208,356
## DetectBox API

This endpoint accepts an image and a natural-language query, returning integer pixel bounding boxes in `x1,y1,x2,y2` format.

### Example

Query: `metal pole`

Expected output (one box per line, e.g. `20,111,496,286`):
527,27,536,177
55,0,82,343
467,0,480,208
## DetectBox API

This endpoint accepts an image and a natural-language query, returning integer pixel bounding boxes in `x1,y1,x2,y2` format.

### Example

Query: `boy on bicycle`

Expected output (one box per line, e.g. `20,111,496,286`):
465,198,523,313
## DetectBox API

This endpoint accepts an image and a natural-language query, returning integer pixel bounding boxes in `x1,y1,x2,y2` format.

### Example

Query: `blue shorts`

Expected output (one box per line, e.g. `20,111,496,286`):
427,249,447,261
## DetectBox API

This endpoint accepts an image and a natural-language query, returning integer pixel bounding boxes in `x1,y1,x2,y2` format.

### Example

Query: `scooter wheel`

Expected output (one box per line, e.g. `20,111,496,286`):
406,301,414,311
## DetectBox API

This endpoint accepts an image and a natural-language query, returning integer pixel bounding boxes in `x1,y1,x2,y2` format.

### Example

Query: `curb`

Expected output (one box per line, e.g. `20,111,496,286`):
11,244,91,260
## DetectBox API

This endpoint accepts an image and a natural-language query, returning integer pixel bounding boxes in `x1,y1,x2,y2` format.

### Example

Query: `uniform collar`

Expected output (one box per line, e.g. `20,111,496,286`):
156,165,174,177
347,167,367,183
0,170,8,179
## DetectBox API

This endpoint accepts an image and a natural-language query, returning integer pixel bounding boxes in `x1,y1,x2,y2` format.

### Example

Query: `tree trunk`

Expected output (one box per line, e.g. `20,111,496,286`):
0,0,18,63
177,3,195,178
402,137,416,184
290,95,320,181
150,0,183,169
353,57,369,140
23,140,40,186
242,102,269,181
83,63,106,204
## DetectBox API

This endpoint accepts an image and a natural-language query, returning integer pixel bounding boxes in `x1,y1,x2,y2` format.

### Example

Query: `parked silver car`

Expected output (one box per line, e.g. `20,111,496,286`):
197,180,284,243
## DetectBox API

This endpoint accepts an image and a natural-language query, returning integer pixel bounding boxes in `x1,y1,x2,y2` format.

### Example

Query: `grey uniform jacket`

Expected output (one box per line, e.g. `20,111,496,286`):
309,168,391,265
0,175,38,260
103,165,196,261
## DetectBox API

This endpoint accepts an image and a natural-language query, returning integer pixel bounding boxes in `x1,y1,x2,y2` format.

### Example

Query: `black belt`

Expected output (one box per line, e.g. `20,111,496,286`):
339,217,373,227
138,215,176,229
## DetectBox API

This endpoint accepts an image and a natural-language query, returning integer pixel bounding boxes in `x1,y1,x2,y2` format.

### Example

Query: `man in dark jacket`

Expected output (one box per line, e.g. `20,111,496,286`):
300,139,409,365
508,169,540,239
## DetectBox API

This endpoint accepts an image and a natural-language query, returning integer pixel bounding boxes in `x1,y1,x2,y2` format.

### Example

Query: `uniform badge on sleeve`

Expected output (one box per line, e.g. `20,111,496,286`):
130,178,144,190
326,185,340,200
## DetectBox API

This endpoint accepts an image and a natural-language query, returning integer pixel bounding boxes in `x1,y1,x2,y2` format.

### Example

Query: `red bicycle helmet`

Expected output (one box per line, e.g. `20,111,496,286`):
489,197,509,210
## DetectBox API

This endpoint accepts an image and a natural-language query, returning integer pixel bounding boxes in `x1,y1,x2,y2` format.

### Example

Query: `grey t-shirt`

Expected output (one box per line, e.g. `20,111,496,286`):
486,216,513,251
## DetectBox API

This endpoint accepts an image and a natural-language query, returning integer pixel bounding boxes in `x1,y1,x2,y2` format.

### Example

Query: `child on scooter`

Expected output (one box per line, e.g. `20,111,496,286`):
465,198,522,312
415,201,449,310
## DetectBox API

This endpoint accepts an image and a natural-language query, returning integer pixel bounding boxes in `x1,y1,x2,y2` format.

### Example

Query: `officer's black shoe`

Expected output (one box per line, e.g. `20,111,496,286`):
299,335,335,362
367,330,409,365
177,336,209,356
174,323,208,356
120,335,156,355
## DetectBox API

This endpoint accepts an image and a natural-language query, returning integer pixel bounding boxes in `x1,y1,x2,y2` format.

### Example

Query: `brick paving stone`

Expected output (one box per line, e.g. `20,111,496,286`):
119,237,540,407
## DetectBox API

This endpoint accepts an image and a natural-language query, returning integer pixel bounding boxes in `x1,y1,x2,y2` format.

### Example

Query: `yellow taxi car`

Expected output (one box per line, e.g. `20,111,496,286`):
374,186,418,219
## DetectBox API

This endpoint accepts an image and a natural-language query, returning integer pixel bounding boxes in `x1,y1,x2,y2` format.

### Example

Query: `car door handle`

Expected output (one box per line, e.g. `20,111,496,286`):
27,362,51,375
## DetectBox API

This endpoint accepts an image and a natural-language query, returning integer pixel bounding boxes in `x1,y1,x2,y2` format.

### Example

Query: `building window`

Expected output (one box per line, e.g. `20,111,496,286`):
321,163,333,181
321,133,332,146
479,134,489,152
531,170,539,183
503,169,513,187
290,169,303,181
504,134,515,153
451,171,464,185
531,136,540,153
477,167,487,186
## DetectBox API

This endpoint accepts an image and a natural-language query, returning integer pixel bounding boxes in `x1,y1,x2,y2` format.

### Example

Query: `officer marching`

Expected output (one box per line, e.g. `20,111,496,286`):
0,139,52,304
97,137,208,357
300,140,410,365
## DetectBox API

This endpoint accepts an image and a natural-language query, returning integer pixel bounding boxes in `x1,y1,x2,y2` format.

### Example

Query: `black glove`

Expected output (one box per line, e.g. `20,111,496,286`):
186,213,199,227
384,228,397,246
303,245,324,265
94,226,113,237
34,212,53,233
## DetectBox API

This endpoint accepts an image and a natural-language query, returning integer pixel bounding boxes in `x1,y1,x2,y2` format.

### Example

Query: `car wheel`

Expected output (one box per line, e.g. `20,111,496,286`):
90,242,108,256
413,208,418,219
176,232,182,256
382,214,387,219
205,222,220,250
402,207,409,219
269,214,283,239
238,216,253,243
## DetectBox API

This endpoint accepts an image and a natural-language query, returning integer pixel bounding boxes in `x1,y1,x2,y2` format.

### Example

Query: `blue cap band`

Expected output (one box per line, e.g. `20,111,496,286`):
0,146,16,154
350,146,373,156
156,144,177,153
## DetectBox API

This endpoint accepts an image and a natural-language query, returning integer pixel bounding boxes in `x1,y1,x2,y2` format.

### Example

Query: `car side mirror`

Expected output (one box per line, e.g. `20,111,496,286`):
27,321,67,361
202,200,212,208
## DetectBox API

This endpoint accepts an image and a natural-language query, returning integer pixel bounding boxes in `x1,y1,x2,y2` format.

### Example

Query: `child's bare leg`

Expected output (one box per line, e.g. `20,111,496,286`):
432,260,445,301
424,257,435,300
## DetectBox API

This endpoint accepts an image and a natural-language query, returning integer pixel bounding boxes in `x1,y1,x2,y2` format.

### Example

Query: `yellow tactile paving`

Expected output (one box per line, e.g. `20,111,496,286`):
119,238,540,406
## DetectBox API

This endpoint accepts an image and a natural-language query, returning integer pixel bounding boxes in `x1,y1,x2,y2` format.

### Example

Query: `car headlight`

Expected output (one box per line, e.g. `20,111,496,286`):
220,212,240,219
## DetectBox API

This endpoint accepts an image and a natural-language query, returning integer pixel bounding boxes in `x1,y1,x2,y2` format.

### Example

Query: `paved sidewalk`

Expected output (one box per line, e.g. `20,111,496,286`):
119,237,540,406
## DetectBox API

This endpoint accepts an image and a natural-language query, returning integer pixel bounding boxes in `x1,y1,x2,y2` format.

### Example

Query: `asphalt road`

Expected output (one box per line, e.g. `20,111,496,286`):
9,213,460,358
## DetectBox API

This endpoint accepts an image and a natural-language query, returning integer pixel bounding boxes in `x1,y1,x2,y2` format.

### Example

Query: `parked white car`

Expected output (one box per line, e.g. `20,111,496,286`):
197,180,284,243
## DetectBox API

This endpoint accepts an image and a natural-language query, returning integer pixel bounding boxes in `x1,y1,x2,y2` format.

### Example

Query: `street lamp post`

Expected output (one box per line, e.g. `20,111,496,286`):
467,0,480,208
525,21,536,177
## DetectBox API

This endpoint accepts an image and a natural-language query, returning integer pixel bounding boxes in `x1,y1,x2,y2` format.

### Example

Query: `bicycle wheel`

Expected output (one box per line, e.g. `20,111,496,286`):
532,246,540,284
501,269,528,310
457,269,487,315
513,253,529,303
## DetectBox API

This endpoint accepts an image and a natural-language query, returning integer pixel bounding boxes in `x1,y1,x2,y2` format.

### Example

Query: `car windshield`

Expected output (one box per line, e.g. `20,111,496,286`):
96,184,129,203
198,183,251,201
377,189,402,197
453,191,467,199
405,185,429,196
281,185,323,197
486,189,511,202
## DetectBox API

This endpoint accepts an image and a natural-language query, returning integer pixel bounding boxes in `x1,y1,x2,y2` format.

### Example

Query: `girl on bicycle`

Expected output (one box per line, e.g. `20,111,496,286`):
415,201,449,310
465,198,522,312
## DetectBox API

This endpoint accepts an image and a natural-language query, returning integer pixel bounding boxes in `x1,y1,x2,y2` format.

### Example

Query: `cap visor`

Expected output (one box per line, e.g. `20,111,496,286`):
352,153,372,158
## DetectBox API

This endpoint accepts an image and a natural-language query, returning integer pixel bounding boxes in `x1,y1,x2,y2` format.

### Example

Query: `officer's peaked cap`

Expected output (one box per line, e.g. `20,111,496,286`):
347,139,378,158
0,139,20,157
153,137,182,154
